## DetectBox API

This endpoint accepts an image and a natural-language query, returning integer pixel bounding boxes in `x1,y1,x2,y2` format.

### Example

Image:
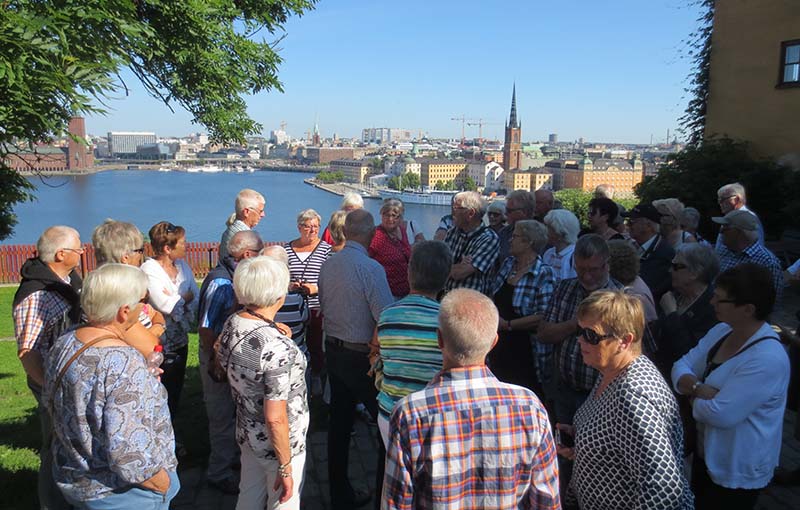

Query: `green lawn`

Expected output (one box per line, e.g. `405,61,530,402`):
0,286,209,508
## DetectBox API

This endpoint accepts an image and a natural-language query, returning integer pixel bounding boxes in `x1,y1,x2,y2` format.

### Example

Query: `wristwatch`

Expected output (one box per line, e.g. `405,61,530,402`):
690,380,702,395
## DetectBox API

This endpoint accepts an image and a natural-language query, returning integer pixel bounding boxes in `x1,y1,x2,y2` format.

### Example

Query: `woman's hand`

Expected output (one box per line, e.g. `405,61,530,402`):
693,383,719,400
299,282,318,296
274,472,293,503
555,423,576,460
660,291,678,315
275,322,292,338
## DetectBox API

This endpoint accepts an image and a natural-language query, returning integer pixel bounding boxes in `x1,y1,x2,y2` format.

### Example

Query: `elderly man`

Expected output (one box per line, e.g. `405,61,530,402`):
219,188,266,259
382,288,560,510
715,182,764,247
197,230,263,494
622,203,675,302
534,189,555,222
319,209,394,509
444,191,499,295
498,189,536,263
13,226,84,510
714,209,784,304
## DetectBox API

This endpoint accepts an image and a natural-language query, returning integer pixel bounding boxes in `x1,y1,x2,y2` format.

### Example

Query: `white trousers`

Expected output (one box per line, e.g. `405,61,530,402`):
237,444,306,510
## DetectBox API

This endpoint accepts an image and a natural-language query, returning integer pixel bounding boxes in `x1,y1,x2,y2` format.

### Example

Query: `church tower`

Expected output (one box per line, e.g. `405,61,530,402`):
503,84,522,171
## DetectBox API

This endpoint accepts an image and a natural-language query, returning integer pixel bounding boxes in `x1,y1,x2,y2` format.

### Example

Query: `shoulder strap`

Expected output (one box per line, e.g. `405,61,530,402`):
703,333,779,380
49,334,121,411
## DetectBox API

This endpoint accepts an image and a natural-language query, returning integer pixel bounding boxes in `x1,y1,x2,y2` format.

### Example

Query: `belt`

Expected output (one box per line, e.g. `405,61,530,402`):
326,336,371,353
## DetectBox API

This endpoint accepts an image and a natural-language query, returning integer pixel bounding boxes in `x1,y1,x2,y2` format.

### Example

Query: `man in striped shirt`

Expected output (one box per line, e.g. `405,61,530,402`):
383,289,560,510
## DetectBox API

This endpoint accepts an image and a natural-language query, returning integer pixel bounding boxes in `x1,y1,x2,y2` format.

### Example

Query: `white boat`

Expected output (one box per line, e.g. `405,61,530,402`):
377,188,457,206
200,164,223,173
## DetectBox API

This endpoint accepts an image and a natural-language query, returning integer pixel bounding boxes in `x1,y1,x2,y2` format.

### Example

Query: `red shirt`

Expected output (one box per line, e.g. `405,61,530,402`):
369,225,411,297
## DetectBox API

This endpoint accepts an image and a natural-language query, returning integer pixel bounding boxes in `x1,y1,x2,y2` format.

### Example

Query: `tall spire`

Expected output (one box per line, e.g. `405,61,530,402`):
508,83,518,129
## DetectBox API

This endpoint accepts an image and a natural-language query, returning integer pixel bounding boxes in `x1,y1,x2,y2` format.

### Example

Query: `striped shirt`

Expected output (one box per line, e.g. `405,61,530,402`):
219,219,250,260
275,291,309,354
283,240,332,310
376,295,442,420
382,366,560,510
199,278,236,335
444,225,499,295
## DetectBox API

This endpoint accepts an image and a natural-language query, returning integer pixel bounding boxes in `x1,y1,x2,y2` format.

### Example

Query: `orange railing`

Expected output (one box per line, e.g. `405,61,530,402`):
0,241,283,284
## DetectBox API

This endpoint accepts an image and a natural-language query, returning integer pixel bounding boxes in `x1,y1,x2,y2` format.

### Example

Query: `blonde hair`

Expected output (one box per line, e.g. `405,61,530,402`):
577,290,644,354
92,220,143,265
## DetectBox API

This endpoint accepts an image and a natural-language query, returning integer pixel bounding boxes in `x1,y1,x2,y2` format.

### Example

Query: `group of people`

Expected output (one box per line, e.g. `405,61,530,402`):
11,181,797,510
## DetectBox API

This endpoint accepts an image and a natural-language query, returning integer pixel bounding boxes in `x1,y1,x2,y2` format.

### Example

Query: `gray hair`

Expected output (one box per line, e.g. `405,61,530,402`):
544,209,580,244
455,191,486,216
506,190,536,216
344,209,375,240
341,192,364,210
234,189,265,216
594,184,614,199
328,210,348,245
680,207,701,230
487,201,506,214
380,198,405,216
409,241,452,294
92,220,143,265
607,240,640,285
233,256,289,308
717,182,746,202
260,244,289,267
81,264,148,324
297,209,322,226
37,226,80,263
228,230,263,259
675,243,719,285
574,233,609,261
439,289,498,365
514,220,548,253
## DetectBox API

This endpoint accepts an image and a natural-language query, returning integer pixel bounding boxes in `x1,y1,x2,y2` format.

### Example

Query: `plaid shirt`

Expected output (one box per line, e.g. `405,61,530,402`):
383,366,560,510
493,256,556,384
543,277,623,392
717,241,784,304
13,290,73,358
444,225,499,295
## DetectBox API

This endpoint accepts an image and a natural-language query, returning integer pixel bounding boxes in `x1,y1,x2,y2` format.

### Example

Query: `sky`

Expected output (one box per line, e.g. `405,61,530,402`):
85,0,703,145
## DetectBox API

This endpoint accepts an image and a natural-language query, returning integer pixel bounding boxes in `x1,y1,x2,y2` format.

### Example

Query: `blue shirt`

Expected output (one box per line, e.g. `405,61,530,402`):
199,278,236,335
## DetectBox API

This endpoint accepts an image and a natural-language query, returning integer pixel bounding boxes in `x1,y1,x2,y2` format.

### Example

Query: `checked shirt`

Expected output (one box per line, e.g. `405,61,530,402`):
543,277,623,392
492,256,556,385
382,366,560,510
717,241,784,304
444,225,499,295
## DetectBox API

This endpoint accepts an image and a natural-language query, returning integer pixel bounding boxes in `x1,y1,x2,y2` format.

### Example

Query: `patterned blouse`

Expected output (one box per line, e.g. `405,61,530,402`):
570,355,693,510
44,332,177,502
369,225,411,297
218,314,309,460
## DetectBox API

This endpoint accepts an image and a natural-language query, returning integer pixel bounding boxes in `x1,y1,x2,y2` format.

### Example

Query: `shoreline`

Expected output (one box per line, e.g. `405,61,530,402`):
19,162,323,177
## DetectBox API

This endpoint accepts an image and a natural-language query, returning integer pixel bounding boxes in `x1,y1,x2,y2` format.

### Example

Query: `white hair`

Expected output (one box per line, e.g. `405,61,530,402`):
92,220,143,265
81,264,148,324
514,220,548,253
37,226,80,263
717,182,746,202
261,245,290,267
233,256,289,308
234,189,265,216
544,209,580,244
455,191,486,216
438,289,498,365
228,230,263,258
340,192,364,210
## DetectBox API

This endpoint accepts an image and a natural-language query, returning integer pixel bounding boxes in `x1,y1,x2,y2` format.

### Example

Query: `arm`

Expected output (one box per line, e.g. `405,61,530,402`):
671,324,726,394
123,322,160,357
527,410,561,510
382,409,414,510
141,263,182,315
19,349,45,387
500,314,544,333
198,327,217,354
367,268,395,323
538,317,578,345
14,295,47,387
449,261,477,281
265,399,294,503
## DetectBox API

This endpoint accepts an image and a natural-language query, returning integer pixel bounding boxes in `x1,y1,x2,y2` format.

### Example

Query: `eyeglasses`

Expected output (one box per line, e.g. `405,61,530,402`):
671,262,687,271
61,247,85,254
718,195,736,204
299,223,320,230
131,247,145,254
577,327,615,345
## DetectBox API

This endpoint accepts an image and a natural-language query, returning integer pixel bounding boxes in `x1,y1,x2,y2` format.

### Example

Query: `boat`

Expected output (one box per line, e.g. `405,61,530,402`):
377,188,457,206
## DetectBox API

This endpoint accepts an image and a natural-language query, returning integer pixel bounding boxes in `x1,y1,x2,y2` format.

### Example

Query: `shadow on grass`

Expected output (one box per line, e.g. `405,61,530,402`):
0,404,41,452
0,372,15,381
0,406,41,509
0,466,38,509
173,363,211,472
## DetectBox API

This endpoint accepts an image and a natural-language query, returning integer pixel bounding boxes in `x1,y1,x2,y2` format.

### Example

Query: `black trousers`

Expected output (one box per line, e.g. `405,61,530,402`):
692,456,761,510
326,342,380,508
160,344,188,420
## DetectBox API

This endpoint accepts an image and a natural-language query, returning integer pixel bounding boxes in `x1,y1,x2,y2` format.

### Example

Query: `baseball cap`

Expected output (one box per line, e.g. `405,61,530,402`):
621,203,662,224
711,209,758,231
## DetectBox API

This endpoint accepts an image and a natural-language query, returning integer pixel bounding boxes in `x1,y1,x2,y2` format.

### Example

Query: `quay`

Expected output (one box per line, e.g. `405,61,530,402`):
303,177,380,199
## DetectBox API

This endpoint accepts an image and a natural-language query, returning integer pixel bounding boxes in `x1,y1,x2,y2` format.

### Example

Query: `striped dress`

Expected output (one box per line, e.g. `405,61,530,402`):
283,240,332,310
377,294,443,420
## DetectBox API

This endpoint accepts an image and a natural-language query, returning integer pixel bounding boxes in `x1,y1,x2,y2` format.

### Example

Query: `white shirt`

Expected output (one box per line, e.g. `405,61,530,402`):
542,244,576,282
140,258,200,351
672,322,788,489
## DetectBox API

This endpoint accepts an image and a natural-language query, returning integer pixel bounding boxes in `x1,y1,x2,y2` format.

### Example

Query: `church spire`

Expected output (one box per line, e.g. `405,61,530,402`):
508,83,518,129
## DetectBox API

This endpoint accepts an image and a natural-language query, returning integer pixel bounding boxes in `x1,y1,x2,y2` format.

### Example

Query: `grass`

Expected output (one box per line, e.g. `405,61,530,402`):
0,285,210,508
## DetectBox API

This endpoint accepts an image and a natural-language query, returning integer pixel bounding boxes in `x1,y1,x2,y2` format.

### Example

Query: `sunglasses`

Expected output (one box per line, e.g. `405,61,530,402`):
671,262,687,271
165,223,177,233
131,246,145,254
577,327,615,345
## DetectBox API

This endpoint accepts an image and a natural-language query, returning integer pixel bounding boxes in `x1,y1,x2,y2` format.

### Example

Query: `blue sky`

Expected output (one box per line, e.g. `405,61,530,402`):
86,0,703,144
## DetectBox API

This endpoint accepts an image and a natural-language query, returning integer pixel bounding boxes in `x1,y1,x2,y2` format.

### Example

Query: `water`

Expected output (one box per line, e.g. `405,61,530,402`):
6,170,449,244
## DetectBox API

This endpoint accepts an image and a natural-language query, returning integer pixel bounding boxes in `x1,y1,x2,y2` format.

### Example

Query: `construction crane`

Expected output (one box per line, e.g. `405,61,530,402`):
451,115,478,145
466,119,501,147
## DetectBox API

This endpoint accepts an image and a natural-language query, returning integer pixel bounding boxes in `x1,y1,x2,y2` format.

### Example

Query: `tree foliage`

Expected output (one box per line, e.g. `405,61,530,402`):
316,170,344,184
463,176,477,191
434,180,456,191
635,137,799,240
0,0,316,239
388,171,421,191
678,0,715,145
554,189,593,226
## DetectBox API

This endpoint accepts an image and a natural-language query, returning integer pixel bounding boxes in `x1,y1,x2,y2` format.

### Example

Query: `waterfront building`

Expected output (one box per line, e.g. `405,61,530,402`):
418,159,470,188
468,161,504,190
503,169,553,192
362,128,414,145
107,131,157,157
330,159,372,184
305,147,367,164
385,156,421,177
561,155,643,196
548,133,558,144
4,117,93,172
704,0,800,168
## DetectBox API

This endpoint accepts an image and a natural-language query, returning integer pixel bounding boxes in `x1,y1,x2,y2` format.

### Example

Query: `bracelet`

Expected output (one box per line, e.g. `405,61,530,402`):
278,460,292,478
690,380,702,395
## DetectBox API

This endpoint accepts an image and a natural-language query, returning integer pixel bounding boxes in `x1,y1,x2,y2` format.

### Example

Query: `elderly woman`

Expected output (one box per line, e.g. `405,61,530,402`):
607,240,658,322
486,201,506,234
44,264,179,509
558,290,692,510
322,192,363,245
491,220,556,393
587,197,626,241
283,209,331,395
680,206,712,247
369,198,412,298
654,198,697,249
218,256,309,509
141,221,199,421
542,209,580,282
327,210,348,252
92,219,164,356
673,264,788,510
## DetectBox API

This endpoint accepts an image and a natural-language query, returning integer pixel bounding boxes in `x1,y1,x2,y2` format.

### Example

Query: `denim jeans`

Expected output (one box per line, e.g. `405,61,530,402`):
74,471,180,510
29,379,71,510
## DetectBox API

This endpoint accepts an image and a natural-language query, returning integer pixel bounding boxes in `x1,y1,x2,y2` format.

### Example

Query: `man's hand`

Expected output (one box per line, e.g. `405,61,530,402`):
139,468,170,494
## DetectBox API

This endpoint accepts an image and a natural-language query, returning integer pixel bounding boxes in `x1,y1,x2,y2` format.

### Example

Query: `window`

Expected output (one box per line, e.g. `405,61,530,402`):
778,40,800,88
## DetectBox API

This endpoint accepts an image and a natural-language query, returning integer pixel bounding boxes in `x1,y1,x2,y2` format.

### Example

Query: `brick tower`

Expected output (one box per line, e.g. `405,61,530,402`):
503,84,522,171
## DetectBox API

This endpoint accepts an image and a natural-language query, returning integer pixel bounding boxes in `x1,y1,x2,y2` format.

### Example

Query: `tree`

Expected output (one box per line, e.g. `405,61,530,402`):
678,0,715,145
635,137,799,240
554,189,593,227
388,175,401,190
0,0,316,239
463,176,477,191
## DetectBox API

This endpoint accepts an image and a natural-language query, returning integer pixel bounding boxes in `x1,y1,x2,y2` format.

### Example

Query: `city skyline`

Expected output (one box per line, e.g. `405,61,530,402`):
85,0,702,144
